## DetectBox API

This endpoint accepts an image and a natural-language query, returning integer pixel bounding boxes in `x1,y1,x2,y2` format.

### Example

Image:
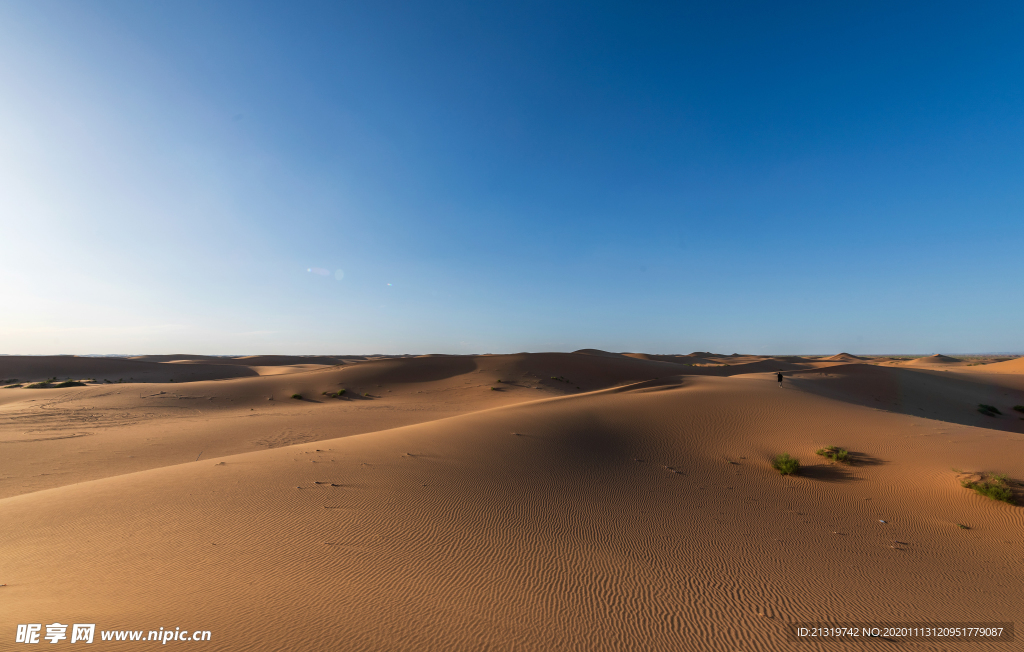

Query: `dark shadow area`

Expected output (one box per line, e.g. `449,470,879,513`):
347,355,479,384
788,364,1024,435
846,451,886,467
799,464,859,483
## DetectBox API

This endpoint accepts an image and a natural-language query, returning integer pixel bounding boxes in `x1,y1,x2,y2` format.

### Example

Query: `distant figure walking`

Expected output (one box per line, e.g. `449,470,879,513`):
777,372,783,388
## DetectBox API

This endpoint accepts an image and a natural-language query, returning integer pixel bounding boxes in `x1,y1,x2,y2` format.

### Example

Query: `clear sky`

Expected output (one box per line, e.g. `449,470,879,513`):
1,1,1021,355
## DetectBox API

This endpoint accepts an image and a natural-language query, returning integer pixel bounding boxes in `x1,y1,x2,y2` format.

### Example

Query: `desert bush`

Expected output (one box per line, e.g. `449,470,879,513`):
4,383,23,388
291,393,302,400
961,473,1014,504
54,380,85,388
336,389,346,397
772,453,800,476
978,404,1001,416
1013,405,1024,413
26,382,51,388
816,446,850,464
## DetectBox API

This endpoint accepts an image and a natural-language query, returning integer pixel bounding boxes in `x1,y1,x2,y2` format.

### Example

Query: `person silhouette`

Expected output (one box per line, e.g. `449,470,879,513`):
777,371,783,387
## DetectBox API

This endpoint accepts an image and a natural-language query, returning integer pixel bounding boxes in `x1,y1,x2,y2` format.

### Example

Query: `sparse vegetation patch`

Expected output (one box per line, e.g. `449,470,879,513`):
291,394,302,400
1013,405,1024,414
771,453,800,476
978,404,1001,417
960,472,1014,504
816,446,850,464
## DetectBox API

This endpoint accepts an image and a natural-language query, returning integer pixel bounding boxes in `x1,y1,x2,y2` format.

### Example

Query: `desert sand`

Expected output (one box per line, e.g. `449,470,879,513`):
2,351,1022,650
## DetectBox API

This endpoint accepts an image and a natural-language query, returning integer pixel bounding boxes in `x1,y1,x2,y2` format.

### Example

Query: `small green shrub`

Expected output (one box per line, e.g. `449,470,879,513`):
4,383,23,388
1013,405,1024,414
961,473,1014,504
978,404,1001,416
291,393,302,400
54,380,85,388
26,382,51,388
816,446,850,464
336,389,346,397
490,386,499,391
957,523,970,530
771,453,800,476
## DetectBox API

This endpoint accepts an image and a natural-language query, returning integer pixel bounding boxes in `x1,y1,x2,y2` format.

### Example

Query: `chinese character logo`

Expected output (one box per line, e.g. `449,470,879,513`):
71,624,96,644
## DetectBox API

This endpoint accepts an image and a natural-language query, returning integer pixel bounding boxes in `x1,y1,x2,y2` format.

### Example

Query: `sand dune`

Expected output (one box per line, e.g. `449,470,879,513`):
823,352,864,361
0,355,257,383
963,356,1024,373
788,363,1024,433
0,353,693,498
2,352,1022,650
128,354,232,363
572,348,627,357
231,355,347,366
903,354,964,366
623,353,715,365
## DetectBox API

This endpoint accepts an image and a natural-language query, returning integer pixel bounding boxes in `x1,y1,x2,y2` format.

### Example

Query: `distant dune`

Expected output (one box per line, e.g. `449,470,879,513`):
962,356,1024,373
823,352,864,361
0,355,257,383
903,354,964,365
231,355,347,366
129,354,231,362
571,348,627,358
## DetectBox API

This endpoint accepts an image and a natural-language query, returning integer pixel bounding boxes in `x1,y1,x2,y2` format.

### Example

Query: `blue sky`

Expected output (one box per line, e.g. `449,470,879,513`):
1,1,1021,355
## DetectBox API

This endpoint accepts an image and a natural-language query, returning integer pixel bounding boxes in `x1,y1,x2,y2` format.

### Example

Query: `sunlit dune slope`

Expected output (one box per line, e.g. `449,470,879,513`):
128,354,235,362
901,354,964,366
964,356,1024,373
823,353,865,361
2,372,1021,651
0,352,693,498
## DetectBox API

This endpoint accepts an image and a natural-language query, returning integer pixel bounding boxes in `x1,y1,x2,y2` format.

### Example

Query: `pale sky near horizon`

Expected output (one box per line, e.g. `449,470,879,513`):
1,1,1022,355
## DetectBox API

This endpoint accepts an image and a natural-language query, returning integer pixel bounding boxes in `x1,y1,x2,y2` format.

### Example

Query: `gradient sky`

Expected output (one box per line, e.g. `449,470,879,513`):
1,1,1021,355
